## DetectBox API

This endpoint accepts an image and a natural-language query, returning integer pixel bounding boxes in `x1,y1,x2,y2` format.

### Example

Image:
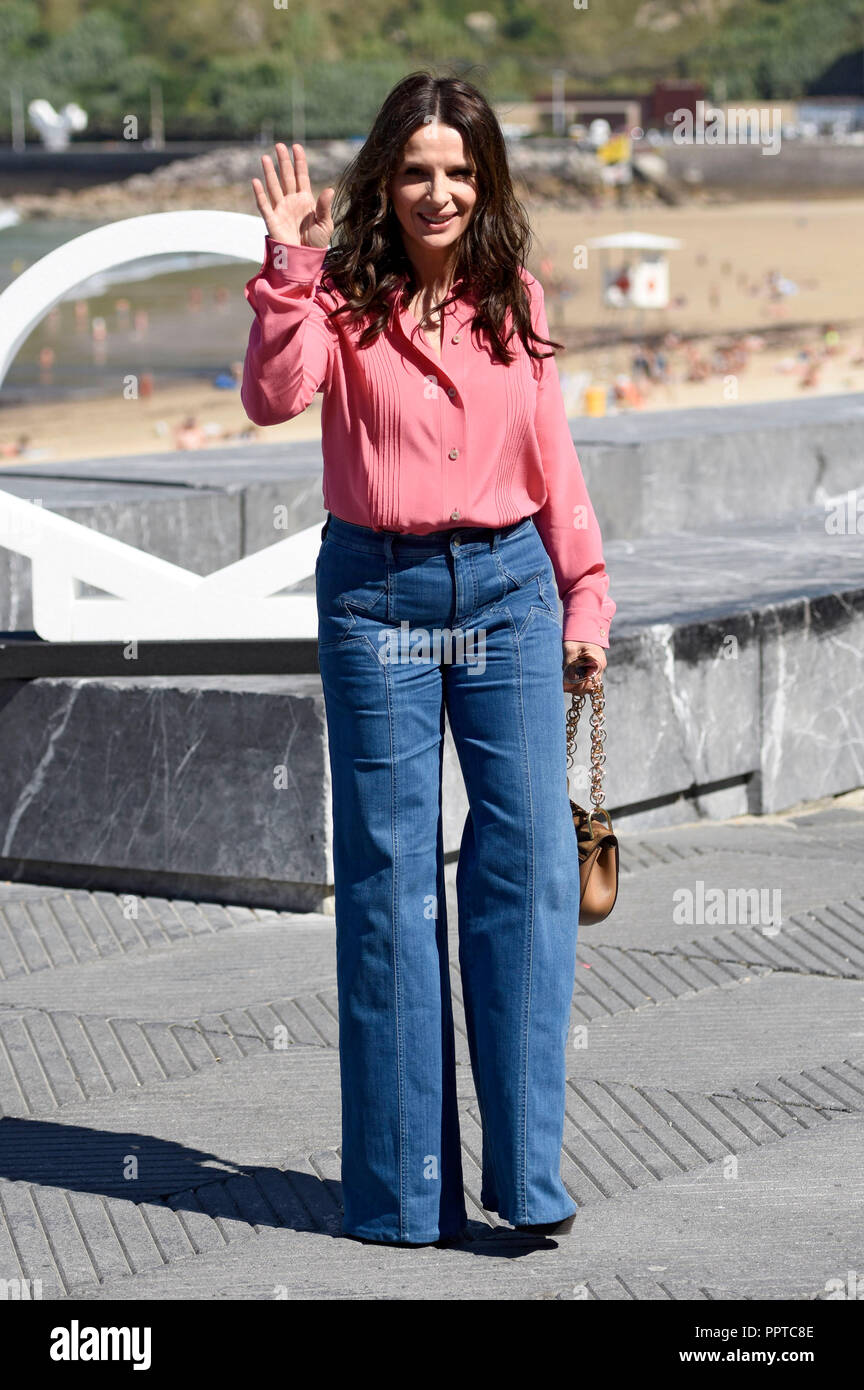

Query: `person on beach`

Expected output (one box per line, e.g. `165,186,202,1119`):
241,71,616,1246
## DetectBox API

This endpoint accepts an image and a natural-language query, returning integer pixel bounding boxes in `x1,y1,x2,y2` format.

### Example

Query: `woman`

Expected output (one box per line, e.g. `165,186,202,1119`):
241,72,616,1246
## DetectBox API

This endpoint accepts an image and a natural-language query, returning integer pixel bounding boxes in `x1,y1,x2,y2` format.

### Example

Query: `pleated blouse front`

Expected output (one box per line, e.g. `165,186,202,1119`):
241,235,616,647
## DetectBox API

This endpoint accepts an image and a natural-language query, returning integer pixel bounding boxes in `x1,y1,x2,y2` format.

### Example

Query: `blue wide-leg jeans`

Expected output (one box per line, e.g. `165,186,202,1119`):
315,511,581,1243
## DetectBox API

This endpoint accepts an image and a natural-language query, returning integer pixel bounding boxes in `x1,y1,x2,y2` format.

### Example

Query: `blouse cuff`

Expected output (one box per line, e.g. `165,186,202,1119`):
263,236,328,282
562,604,612,649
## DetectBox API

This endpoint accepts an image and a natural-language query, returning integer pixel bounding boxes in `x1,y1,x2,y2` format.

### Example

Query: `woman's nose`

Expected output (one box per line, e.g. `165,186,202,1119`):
427,172,449,202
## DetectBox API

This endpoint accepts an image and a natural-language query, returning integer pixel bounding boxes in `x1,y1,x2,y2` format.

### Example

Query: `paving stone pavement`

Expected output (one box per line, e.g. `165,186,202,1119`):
0,792,862,1301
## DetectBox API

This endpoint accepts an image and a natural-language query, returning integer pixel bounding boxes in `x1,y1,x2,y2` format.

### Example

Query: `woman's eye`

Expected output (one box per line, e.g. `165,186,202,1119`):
401,166,474,178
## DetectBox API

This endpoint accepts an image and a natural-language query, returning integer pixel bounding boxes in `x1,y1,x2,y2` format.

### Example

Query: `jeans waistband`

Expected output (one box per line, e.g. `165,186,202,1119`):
322,511,535,555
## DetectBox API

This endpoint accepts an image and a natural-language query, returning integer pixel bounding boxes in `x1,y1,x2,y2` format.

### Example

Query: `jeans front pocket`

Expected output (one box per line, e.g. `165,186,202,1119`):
535,567,561,620
494,525,556,597
495,551,545,593
316,538,390,649
493,531,561,638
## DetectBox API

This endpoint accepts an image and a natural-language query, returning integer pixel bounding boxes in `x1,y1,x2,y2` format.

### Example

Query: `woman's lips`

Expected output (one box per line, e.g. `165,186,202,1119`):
418,211,457,228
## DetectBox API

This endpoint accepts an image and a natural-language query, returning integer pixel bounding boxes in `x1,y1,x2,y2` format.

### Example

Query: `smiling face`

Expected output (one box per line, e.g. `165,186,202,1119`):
388,121,478,269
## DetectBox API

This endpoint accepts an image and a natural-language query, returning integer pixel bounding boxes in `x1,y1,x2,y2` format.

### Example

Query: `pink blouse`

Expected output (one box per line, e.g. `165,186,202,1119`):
241,236,616,647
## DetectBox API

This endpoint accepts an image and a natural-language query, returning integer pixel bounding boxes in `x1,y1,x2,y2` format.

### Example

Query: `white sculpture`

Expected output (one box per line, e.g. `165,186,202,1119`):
28,99,88,150
0,211,321,641
0,489,321,640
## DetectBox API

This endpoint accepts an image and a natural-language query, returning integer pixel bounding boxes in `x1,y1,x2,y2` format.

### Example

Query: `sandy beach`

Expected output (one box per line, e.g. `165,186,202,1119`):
1,333,863,468
1,196,863,465
533,196,864,338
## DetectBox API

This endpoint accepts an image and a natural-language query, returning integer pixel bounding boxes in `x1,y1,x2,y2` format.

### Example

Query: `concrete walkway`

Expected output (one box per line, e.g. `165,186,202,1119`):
0,791,862,1301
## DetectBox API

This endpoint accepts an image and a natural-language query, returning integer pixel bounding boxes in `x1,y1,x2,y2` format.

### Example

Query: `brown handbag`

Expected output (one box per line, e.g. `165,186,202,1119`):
565,677,619,925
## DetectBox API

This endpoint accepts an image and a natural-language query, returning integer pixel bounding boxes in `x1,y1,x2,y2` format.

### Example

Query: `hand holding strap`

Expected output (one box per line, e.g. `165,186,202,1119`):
566,677,620,926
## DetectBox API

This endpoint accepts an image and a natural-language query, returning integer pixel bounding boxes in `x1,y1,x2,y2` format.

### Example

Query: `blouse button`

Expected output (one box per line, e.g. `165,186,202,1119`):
447,387,456,398
451,333,461,343
450,509,460,521
448,447,459,459
599,628,606,636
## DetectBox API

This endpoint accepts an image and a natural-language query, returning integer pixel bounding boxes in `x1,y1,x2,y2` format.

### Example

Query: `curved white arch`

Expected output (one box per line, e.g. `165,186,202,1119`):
0,209,268,387
0,210,324,642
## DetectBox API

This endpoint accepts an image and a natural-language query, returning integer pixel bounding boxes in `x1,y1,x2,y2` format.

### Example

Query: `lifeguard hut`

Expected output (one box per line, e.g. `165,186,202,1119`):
587,231,682,335
580,231,683,415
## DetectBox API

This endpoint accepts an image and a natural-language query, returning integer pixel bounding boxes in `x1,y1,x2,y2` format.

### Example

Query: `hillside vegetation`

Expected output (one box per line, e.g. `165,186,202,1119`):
1,0,862,138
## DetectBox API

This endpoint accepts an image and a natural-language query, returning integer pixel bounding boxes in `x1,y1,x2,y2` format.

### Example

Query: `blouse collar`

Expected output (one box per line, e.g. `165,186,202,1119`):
387,274,475,331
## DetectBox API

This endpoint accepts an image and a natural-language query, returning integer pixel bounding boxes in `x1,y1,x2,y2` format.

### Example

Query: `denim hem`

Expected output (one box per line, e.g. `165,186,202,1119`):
484,1200,579,1226
342,1223,468,1246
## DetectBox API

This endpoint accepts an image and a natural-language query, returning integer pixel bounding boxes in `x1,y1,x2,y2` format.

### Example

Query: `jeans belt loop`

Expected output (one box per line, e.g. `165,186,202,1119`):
382,531,396,565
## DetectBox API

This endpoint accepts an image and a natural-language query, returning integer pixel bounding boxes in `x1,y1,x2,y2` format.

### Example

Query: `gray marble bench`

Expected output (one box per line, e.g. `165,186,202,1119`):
0,496,861,910
0,393,861,908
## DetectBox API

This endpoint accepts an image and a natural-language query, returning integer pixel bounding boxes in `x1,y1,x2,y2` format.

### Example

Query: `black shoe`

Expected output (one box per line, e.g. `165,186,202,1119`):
513,1213,577,1236
435,1230,469,1247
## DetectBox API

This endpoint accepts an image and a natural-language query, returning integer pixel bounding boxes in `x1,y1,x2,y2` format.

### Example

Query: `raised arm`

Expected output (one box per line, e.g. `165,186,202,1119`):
240,142,338,426
241,238,337,424
525,272,617,651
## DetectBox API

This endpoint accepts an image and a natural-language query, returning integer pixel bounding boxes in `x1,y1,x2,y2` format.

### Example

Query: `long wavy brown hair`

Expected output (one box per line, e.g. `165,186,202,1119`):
320,71,564,366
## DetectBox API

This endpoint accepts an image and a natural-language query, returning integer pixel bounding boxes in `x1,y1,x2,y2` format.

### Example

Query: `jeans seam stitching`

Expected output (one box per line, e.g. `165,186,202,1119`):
514,614,534,1223
384,659,408,1242
537,575,559,618
447,692,504,1219
318,596,387,649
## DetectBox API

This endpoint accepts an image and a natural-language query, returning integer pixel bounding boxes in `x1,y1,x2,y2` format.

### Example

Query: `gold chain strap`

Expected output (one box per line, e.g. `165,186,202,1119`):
565,677,607,811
